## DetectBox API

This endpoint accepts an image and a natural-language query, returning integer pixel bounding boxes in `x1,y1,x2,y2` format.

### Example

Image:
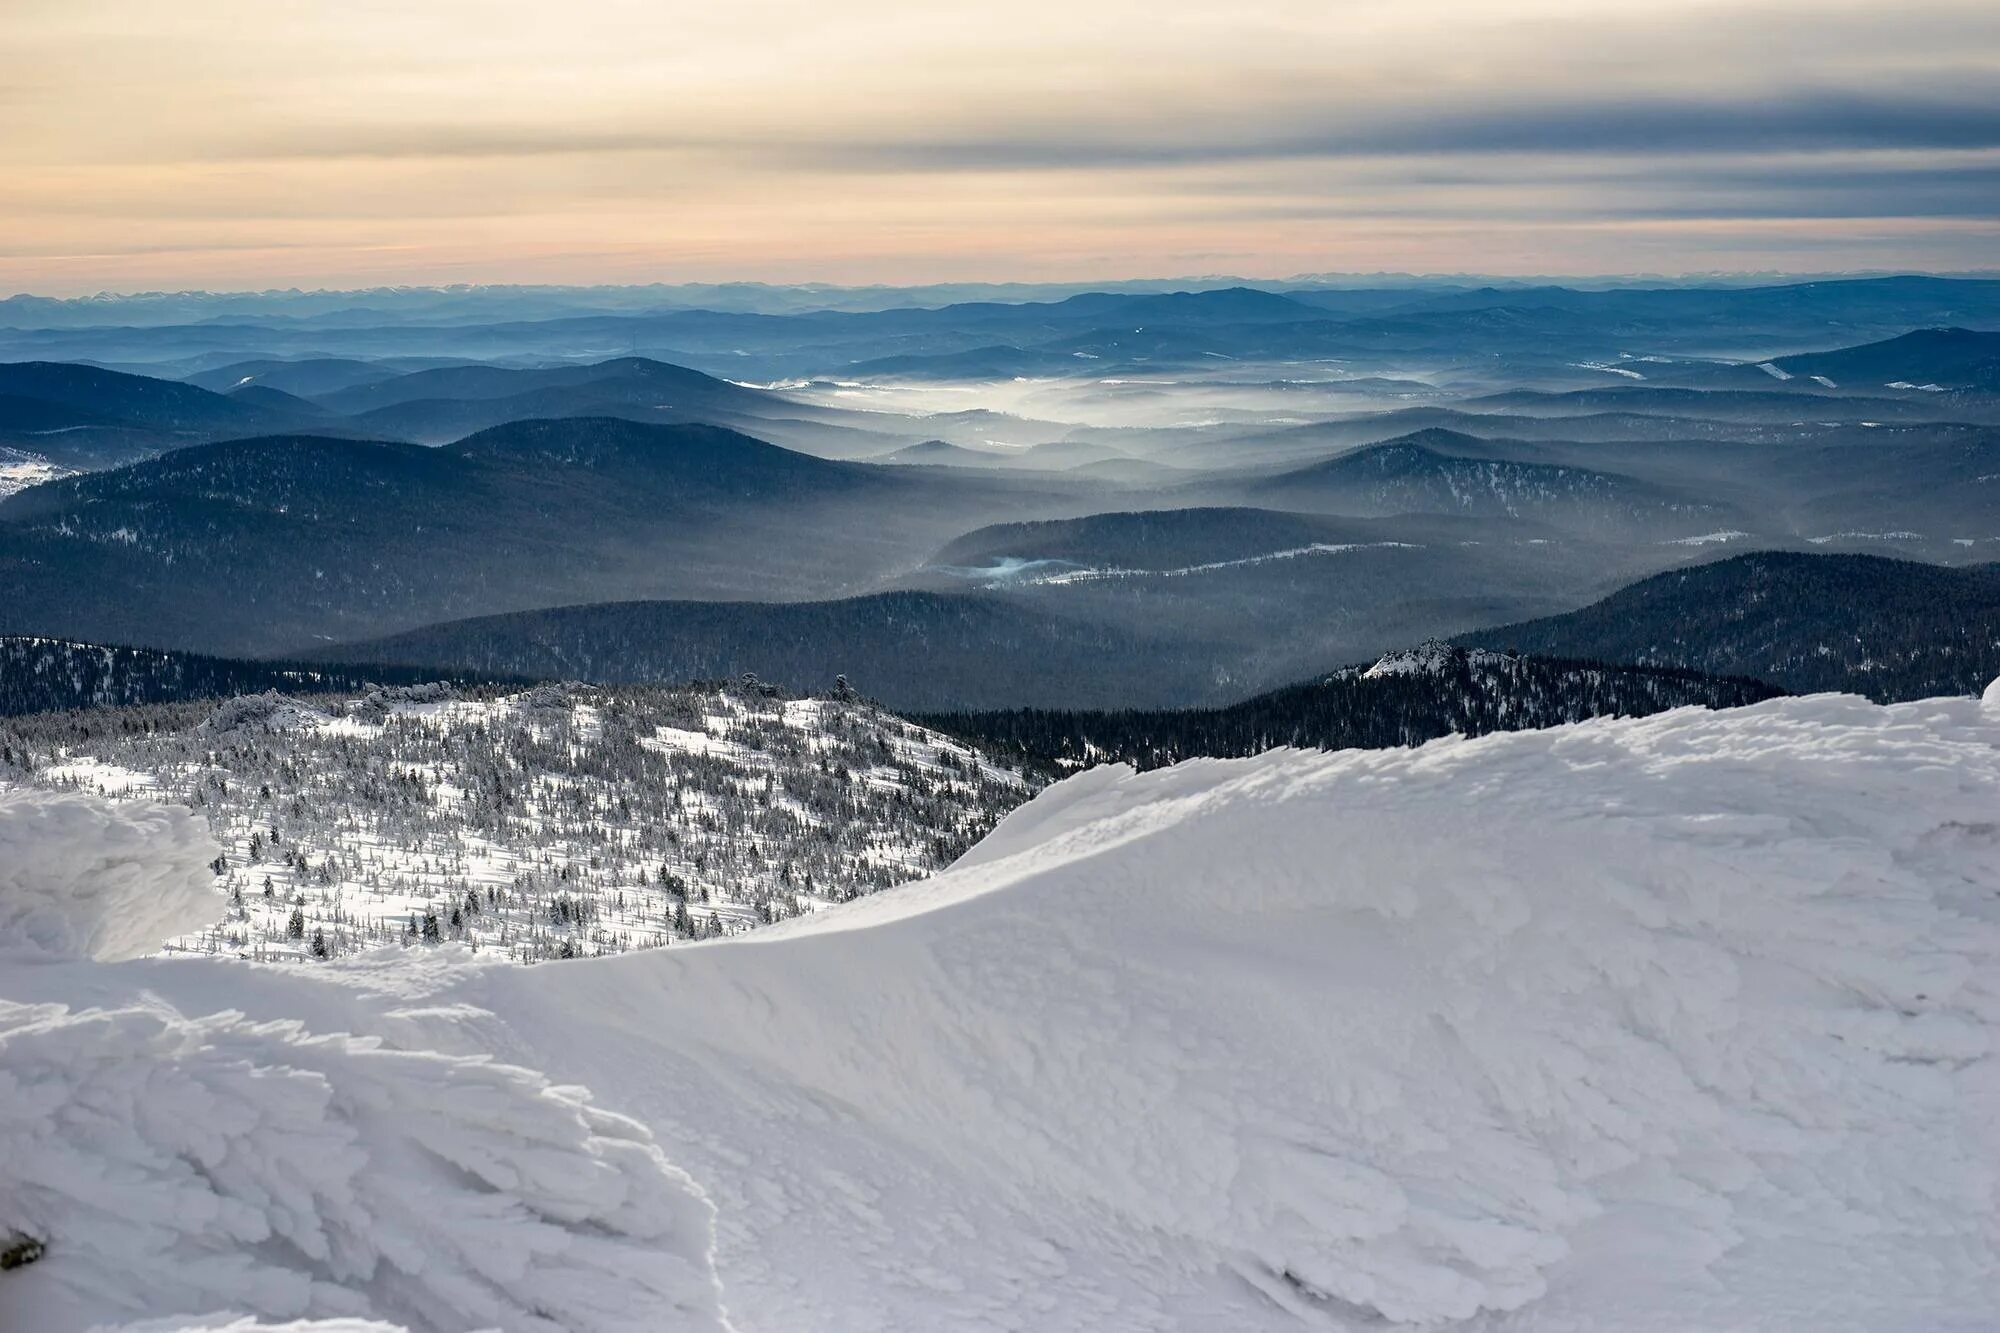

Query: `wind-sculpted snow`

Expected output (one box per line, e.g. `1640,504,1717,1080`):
0,787,220,960
458,688,2000,1329
7,689,2000,1330
94,1312,414,1320
0,994,723,1333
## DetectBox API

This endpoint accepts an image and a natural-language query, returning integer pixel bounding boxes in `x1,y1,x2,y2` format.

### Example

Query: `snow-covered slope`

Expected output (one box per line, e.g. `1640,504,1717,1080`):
6,687,2000,1330
4,683,1030,963
1356,638,1514,678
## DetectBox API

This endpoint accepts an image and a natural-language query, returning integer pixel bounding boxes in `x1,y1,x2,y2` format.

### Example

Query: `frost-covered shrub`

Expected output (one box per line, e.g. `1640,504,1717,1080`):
0,788,220,961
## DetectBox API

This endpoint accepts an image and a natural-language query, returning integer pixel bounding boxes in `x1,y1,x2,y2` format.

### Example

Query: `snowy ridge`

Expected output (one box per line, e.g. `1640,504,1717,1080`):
1357,638,1514,678
7,688,2000,1329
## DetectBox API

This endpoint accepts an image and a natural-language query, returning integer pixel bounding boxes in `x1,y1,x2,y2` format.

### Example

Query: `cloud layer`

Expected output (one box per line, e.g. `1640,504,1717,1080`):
3,0,1996,290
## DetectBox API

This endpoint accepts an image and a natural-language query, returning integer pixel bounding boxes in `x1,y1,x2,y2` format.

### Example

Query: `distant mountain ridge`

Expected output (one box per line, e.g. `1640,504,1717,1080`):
1243,428,1734,537
0,417,1085,656
0,636,511,717
1772,327,2000,392
1464,551,2000,700
294,589,1222,712
920,644,1782,771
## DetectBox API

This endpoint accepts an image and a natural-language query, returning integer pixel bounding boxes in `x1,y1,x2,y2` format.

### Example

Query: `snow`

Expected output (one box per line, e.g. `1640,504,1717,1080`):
1807,530,1926,544
0,452,76,498
0,996,723,1333
997,541,1418,588
12,685,1029,964
0,788,220,961
97,1312,410,1320
1662,529,1748,546
7,688,2000,1330
1359,638,1514,678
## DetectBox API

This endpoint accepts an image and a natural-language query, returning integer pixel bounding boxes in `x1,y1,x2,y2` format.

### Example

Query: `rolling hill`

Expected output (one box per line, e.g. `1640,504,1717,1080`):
0,418,1086,656
922,641,1782,772
1241,430,1735,537
1465,551,2000,699
297,589,1222,711
0,361,313,467
1771,327,2000,392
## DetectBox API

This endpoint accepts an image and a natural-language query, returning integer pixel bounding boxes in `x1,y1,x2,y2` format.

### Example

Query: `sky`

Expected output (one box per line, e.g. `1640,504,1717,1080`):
4,0,1997,294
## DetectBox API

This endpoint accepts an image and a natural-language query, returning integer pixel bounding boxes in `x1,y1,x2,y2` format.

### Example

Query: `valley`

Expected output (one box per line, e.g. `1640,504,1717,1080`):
0,276,1995,709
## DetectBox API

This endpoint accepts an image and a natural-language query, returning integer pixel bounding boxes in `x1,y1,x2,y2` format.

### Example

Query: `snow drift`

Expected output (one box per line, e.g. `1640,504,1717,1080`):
7,687,2000,1330
0,787,220,961
0,999,722,1333
456,688,2000,1330
0,787,725,1333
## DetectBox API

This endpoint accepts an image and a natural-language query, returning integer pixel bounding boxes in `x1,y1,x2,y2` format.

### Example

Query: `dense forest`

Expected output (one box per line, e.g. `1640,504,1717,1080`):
920,645,1782,773
0,635,509,717
1469,553,2000,701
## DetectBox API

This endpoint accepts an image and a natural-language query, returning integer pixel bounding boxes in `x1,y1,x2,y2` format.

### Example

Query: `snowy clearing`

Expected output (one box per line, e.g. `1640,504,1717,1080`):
4,684,1029,964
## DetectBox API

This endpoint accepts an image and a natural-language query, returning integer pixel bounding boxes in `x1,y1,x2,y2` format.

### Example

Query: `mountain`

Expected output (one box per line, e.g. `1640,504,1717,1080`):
10,687,1997,1330
0,680,1032,963
1466,551,2000,699
0,361,309,467
921,642,1781,771
223,384,330,416
907,505,1693,701
1092,285,1325,325
1242,430,1732,537
0,636,512,717
307,354,900,455
1771,327,2000,392
297,589,1223,711
871,439,1015,467
183,356,439,397
1463,385,1967,424
0,417,1076,656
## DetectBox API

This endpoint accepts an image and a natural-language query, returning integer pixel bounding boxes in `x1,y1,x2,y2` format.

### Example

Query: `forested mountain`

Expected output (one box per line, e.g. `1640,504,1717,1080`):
3,682,1032,962
1467,552,2000,700
1772,327,2000,392
315,356,883,450
0,361,317,467
1241,430,1733,537
303,590,1223,711
921,643,1780,772
0,418,1096,656
182,356,446,396
0,636,508,717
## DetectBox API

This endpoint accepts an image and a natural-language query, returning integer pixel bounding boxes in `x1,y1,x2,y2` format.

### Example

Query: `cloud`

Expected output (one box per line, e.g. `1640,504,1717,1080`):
2,0,1998,287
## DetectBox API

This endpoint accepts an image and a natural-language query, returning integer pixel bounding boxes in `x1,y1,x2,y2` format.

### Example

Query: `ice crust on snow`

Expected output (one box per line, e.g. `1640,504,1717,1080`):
0,787,222,960
6,686,2000,1330
0,991,723,1333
